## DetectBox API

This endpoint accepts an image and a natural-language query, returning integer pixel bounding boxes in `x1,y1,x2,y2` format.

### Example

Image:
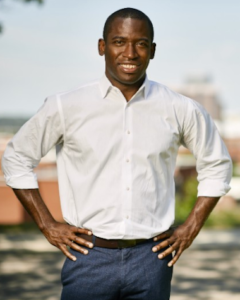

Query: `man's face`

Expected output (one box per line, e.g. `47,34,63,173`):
98,17,156,90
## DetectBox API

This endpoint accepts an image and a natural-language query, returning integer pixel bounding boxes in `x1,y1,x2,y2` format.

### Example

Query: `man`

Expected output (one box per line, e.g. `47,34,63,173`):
2,7,232,300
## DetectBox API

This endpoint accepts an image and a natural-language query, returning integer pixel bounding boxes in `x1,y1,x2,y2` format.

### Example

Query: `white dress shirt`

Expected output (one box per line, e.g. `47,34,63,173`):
2,75,232,239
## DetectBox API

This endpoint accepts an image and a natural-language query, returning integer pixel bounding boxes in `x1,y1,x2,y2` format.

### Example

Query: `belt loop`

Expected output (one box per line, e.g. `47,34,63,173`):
92,235,96,246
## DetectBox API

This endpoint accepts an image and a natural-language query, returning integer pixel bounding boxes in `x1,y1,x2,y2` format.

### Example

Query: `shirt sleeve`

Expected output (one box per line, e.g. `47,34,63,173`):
1,95,64,189
180,98,232,197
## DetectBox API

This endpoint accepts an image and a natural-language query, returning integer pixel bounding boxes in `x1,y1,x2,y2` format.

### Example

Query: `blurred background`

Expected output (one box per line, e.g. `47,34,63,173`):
0,1,240,299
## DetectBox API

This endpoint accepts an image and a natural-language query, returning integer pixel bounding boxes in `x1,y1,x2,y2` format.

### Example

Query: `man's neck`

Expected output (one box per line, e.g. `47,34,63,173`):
106,74,146,102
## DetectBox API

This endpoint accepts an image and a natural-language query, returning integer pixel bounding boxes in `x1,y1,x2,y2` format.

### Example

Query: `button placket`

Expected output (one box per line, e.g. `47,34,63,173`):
122,102,133,223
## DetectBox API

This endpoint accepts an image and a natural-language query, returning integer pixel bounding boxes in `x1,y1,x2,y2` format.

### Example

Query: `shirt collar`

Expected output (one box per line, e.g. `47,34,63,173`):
99,74,151,100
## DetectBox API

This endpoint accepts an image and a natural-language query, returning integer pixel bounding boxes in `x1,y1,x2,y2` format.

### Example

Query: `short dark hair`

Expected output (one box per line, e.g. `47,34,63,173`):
103,8,154,42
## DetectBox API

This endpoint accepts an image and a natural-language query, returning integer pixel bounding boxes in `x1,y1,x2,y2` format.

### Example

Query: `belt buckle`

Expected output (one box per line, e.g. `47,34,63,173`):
117,239,136,249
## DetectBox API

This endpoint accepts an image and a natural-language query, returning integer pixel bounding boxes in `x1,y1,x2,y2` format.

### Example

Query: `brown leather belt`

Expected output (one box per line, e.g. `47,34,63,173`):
77,234,148,249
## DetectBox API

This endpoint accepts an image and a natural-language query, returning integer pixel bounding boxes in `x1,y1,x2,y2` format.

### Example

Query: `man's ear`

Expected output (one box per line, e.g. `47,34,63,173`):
150,43,156,59
98,39,105,56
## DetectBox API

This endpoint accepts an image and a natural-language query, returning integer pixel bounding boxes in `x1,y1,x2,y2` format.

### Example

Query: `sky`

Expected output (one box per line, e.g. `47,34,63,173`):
0,0,240,117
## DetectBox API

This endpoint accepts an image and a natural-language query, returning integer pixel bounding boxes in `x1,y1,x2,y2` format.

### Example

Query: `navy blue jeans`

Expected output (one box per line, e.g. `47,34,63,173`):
61,238,173,300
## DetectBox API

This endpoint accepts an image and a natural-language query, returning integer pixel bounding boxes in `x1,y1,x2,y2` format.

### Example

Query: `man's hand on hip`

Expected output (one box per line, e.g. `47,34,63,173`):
152,196,221,267
152,225,194,267
42,222,93,261
12,189,94,262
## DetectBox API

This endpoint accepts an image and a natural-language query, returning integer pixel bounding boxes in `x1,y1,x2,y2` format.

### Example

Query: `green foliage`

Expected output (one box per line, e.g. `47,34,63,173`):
0,223,39,233
174,176,198,225
18,0,44,4
232,160,240,177
204,209,240,228
0,0,44,35
175,176,240,228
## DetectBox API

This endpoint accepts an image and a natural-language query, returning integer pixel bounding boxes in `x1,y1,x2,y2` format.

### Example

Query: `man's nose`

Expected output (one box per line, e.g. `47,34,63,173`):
123,43,138,59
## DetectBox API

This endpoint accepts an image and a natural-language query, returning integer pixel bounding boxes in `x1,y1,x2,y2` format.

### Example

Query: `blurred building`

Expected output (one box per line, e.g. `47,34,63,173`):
221,113,240,166
173,75,240,204
174,74,222,120
173,75,240,168
173,74,223,186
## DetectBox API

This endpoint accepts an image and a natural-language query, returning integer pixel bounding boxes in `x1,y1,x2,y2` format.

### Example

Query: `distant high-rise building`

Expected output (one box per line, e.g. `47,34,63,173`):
175,75,222,120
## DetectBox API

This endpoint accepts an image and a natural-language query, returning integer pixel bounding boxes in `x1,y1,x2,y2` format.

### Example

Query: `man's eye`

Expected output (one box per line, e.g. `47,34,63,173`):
138,42,148,47
114,40,123,45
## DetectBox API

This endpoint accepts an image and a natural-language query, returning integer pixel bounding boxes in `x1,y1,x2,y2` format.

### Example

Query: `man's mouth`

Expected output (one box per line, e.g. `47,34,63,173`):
119,64,139,72
121,64,137,69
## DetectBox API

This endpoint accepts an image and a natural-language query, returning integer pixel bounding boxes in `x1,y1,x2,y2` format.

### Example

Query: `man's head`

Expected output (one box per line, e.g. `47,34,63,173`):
98,8,156,93
103,8,154,43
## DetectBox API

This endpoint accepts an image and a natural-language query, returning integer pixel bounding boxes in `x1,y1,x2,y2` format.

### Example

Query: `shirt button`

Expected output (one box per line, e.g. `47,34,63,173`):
127,130,130,134
126,216,129,219
126,187,130,191
126,159,130,163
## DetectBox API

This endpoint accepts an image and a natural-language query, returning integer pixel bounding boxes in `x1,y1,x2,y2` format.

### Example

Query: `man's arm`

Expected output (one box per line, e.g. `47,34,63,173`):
155,97,232,266
1,97,93,260
13,189,93,261
152,196,220,266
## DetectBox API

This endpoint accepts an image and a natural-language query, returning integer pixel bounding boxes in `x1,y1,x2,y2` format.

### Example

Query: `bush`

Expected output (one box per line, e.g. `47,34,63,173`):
175,176,198,225
174,176,240,228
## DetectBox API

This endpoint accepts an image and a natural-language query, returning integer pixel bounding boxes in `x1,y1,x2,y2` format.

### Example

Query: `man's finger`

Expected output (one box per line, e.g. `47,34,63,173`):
167,248,183,267
152,239,171,252
153,229,174,241
74,236,94,248
68,240,90,255
157,244,177,260
60,244,77,261
76,227,92,235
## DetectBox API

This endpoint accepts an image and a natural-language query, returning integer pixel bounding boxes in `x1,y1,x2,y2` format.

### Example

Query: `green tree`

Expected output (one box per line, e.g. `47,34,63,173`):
0,0,44,34
175,176,198,225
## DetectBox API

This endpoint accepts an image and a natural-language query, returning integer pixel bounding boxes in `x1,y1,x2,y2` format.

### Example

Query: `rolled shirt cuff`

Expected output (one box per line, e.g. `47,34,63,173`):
4,172,39,189
197,179,231,197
